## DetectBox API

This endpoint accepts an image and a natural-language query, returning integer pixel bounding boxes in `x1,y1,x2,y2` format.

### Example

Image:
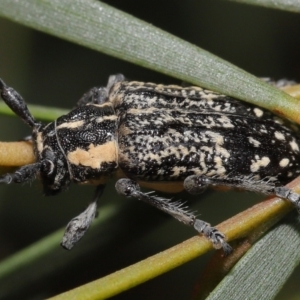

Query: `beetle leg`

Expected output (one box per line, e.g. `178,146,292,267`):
184,174,300,212
115,178,232,255
0,163,41,184
61,184,105,250
76,87,108,107
20,135,33,142
274,187,300,213
106,74,125,91
76,74,125,107
183,174,277,195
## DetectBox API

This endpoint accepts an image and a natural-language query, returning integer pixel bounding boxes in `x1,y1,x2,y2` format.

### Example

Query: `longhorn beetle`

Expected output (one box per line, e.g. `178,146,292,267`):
1,74,300,255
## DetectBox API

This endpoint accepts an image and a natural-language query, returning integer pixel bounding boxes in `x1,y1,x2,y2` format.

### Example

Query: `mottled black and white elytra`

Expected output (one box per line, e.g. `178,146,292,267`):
1,75,300,255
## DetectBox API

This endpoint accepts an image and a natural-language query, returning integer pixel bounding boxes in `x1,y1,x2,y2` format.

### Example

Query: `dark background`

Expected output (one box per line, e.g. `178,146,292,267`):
0,1,300,299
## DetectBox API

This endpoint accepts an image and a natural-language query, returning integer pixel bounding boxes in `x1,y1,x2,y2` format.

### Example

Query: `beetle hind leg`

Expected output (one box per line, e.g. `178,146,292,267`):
274,186,300,213
115,178,232,255
184,174,300,213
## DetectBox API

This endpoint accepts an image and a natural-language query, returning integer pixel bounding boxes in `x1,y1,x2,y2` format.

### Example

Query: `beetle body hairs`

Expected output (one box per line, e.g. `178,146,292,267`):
1,75,300,255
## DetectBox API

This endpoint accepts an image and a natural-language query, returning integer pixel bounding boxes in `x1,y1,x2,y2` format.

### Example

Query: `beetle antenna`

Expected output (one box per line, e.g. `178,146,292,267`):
0,78,39,128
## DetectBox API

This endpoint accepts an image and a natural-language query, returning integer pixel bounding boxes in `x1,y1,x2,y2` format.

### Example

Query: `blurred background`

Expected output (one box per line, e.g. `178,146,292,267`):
0,1,300,299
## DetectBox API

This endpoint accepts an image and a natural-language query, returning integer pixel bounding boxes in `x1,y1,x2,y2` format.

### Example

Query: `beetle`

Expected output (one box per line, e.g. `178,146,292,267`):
1,74,300,255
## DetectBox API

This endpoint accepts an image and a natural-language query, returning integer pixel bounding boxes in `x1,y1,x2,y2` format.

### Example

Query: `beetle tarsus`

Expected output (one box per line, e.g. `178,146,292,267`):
274,186,300,212
193,219,233,255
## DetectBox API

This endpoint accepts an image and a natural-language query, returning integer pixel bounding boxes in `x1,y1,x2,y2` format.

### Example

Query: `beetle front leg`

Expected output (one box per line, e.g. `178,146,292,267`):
0,163,40,184
61,184,105,250
115,178,232,255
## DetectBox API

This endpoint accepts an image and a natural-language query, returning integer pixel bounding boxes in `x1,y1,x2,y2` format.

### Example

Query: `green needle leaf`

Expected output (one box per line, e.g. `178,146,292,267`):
224,0,300,13
207,213,300,300
0,0,299,123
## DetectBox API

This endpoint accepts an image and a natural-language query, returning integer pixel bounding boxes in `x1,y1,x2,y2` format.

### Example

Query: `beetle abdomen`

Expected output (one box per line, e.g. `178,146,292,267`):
113,82,300,183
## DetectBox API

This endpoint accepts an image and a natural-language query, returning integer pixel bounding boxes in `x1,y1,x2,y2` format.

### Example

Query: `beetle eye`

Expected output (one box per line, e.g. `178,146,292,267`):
41,159,56,176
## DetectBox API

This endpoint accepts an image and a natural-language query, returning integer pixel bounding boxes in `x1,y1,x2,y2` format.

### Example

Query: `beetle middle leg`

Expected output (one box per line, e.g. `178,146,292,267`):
76,74,125,107
115,178,233,255
76,87,108,107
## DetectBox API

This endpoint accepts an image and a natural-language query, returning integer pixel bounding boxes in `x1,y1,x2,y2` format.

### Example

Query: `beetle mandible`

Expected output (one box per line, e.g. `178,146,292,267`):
1,74,300,255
